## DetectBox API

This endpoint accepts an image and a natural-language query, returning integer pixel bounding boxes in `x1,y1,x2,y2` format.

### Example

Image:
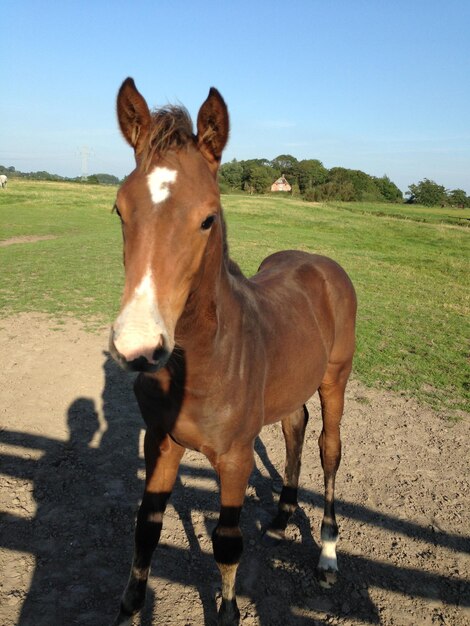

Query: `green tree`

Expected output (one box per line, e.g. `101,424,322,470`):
219,159,243,190
93,173,120,185
447,188,469,208
243,164,273,194
85,175,100,184
407,179,447,206
305,181,356,202
328,168,377,200
0,165,16,174
270,154,298,186
297,159,328,193
373,175,403,202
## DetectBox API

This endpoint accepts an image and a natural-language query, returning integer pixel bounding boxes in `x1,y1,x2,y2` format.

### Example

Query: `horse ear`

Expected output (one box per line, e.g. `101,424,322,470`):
117,77,151,154
197,88,229,171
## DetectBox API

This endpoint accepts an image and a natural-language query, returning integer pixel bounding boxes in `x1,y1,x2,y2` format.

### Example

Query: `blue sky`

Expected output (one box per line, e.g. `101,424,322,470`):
2,0,469,194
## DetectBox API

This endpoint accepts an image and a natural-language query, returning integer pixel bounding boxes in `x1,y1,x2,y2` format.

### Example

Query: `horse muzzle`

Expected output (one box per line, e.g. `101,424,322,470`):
109,327,172,372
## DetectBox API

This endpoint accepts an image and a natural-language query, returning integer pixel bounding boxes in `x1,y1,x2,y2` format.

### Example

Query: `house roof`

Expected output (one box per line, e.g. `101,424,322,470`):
273,175,289,185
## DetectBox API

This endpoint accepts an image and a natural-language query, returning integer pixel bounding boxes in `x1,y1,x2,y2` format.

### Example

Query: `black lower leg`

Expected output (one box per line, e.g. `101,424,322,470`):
212,507,243,626
120,491,170,616
321,490,338,543
264,485,298,542
265,406,308,543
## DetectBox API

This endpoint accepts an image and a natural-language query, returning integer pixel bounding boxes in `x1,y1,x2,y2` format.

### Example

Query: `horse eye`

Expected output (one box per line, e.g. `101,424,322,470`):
201,215,216,231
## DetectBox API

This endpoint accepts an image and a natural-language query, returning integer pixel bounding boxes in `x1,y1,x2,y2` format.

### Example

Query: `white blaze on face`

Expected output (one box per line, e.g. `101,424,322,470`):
113,268,165,363
147,166,177,204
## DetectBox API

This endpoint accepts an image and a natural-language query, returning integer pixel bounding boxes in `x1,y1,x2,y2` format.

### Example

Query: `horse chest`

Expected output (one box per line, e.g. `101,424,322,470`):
167,385,261,456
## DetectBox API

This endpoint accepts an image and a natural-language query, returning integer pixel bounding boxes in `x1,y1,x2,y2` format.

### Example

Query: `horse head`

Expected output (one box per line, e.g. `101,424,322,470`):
110,78,229,372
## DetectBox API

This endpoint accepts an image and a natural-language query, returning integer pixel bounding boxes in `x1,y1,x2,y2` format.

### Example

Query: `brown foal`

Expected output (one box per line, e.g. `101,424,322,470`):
110,77,357,626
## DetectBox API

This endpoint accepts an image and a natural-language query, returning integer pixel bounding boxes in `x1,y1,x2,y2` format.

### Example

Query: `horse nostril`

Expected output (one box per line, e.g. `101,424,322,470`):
109,326,128,368
152,343,167,363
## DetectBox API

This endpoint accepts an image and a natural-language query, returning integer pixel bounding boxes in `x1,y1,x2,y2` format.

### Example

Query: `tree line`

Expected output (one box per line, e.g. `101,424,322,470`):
219,155,470,207
219,155,403,202
406,179,469,208
0,165,120,186
2,161,468,207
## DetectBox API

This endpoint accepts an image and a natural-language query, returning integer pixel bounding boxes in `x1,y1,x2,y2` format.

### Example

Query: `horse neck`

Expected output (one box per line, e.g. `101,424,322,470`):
175,217,243,352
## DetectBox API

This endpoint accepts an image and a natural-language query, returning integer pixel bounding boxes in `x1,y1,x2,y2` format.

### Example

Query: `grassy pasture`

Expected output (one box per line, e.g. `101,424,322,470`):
1,179,468,416
325,200,470,227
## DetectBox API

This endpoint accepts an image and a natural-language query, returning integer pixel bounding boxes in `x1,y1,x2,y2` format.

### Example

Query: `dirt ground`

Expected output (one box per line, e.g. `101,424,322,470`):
0,236,57,248
0,314,469,626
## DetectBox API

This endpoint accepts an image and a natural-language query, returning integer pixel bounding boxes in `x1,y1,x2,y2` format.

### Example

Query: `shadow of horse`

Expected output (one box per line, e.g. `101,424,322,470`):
1,359,469,625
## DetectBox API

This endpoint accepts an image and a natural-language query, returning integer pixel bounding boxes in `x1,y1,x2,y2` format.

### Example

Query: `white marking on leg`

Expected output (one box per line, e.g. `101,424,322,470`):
219,563,238,601
147,512,163,524
319,538,338,572
147,166,177,204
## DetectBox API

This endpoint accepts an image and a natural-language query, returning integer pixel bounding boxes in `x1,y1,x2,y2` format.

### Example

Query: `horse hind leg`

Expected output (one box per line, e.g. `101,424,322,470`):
317,360,351,588
264,405,309,544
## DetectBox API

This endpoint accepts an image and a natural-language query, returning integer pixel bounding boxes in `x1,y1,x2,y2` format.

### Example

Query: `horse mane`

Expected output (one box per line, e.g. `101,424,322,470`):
220,213,244,278
142,105,194,171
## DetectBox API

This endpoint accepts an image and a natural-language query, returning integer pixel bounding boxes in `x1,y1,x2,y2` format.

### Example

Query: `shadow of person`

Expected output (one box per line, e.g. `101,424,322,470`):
17,397,102,625
68,397,100,449
99,352,143,498
14,352,144,626
93,353,144,621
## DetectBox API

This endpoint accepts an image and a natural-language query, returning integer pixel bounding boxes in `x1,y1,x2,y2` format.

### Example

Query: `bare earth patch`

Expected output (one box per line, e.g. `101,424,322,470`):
0,314,468,626
0,235,57,247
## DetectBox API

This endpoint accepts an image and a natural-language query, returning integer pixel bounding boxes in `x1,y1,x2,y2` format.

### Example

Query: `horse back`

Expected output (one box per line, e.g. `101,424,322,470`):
254,250,356,340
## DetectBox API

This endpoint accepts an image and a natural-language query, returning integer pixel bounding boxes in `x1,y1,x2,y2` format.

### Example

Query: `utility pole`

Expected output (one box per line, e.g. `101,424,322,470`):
79,146,93,180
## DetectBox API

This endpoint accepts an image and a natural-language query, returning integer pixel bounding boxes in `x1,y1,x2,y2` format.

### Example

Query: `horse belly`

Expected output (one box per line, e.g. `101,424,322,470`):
262,316,330,424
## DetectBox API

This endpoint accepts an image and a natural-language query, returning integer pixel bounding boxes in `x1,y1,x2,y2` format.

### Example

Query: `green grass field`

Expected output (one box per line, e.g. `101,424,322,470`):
325,200,470,227
1,180,468,416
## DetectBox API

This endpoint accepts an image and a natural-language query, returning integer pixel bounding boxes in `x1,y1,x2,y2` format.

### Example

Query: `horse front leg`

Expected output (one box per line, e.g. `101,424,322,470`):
114,432,184,625
212,446,254,626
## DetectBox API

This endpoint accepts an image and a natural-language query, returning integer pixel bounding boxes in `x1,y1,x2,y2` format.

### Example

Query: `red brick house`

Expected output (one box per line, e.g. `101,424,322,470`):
271,175,292,192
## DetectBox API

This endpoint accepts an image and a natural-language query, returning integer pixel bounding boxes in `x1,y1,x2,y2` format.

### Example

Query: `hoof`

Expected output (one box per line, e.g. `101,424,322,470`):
112,582,146,625
111,609,133,626
218,598,240,626
121,579,147,615
317,567,338,589
261,527,285,547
